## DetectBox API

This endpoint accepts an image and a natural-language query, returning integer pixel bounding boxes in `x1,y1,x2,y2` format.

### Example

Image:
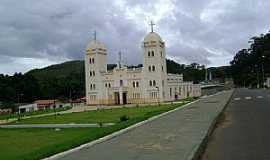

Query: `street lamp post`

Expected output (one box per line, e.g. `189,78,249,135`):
17,93,24,121
255,64,259,89
262,55,265,89
53,100,56,119
205,66,208,82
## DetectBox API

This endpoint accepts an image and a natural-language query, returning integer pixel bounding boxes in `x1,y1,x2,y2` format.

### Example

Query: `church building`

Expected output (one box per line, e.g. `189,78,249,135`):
85,24,201,105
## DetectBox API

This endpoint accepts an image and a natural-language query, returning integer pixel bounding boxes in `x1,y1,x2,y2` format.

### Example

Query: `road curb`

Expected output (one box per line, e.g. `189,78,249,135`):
188,89,235,160
43,100,199,160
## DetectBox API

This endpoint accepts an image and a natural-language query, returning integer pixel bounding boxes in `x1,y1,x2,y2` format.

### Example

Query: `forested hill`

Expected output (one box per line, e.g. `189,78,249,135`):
0,59,230,105
27,59,229,84
26,60,85,81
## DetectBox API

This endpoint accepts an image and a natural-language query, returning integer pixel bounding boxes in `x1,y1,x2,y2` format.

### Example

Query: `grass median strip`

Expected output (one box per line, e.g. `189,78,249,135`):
0,107,71,121
0,102,190,160
12,104,183,124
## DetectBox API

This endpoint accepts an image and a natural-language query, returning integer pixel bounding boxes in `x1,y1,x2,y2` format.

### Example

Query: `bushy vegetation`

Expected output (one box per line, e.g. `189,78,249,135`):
230,32,270,87
119,115,129,122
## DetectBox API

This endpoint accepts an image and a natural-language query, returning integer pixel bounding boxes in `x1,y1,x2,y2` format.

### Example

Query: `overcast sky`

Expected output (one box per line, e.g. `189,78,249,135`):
0,0,269,75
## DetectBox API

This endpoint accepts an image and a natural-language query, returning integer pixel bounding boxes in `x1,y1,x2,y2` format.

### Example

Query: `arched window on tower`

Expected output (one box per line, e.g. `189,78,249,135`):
148,66,151,72
93,71,95,76
92,58,95,64
162,66,164,72
153,80,156,86
89,58,92,64
120,80,123,86
160,51,163,57
90,71,92,77
136,81,139,87
148,51,151,57
90,84,93,90
133,81,136,88
152,51,155,57
149,80,152,86
152,66,155,71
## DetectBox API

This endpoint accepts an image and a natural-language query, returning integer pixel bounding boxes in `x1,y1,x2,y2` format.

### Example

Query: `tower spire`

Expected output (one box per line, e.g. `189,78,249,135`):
149,21,155,32
118,51,123,69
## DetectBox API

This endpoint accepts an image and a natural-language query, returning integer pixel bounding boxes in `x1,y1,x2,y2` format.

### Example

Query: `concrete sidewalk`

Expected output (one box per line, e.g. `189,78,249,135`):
47,90,234,160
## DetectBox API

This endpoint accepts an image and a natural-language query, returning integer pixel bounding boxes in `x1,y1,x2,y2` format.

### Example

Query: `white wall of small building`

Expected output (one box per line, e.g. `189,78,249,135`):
266,77,270,88
19,104,38,113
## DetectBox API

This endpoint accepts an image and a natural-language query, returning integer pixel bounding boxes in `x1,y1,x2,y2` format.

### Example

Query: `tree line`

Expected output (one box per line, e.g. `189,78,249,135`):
230,31,270,87
0,59,230,109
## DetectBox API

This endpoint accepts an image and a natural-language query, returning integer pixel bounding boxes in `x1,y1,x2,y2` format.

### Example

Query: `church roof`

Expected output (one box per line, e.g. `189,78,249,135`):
144,32,162,42
86,40,106,50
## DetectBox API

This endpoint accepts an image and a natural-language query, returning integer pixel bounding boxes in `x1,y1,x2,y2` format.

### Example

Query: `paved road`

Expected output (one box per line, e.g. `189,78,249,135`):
50,91,233,160
201,89,270,160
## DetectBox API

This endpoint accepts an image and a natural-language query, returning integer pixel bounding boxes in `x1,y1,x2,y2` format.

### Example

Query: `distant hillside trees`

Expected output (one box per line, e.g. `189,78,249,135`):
0,73,40,104
0,59,229,104
26,60,85,100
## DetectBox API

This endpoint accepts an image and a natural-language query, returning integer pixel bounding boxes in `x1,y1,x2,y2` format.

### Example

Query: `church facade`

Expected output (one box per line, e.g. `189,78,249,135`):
85,28,201,105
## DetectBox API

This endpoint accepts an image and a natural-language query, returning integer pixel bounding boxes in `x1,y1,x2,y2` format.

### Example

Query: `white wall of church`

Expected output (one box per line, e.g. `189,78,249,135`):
85,30,201,105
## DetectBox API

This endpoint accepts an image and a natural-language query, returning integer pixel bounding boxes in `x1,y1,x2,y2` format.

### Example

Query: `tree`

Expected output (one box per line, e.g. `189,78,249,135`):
230,31,270,87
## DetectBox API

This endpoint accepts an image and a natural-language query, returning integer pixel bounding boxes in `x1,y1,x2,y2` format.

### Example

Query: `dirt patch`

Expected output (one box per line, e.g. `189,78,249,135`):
216,111,232,129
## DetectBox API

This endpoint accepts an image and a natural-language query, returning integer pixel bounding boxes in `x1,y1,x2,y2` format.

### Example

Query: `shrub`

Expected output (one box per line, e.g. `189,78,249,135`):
119,115,129,122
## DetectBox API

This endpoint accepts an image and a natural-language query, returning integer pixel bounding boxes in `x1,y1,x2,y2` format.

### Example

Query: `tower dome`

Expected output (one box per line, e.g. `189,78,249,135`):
143,32,163,42
86,40,106,50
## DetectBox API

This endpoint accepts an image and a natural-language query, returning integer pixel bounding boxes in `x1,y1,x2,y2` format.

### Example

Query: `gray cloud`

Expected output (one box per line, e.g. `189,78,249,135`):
0,0,270,74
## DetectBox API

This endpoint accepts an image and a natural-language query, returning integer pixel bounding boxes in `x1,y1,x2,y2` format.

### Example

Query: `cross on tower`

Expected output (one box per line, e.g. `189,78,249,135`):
149,21,155,32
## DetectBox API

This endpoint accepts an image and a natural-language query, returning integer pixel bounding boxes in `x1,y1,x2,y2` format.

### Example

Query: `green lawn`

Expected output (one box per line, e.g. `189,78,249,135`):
0,103,189,160
0,107,71,120
13,104,182,124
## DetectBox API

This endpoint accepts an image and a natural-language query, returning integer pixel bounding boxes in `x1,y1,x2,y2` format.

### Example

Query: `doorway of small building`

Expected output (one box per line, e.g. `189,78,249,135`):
19,108,26,114
122,92,127,104
114,92,120,105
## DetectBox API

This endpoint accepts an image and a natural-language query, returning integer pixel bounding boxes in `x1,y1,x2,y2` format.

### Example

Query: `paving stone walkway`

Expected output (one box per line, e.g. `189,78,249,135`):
49,90,233,160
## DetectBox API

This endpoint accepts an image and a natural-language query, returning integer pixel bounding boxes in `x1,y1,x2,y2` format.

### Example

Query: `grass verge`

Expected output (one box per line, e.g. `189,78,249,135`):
0,102,189,160
0,107,71,121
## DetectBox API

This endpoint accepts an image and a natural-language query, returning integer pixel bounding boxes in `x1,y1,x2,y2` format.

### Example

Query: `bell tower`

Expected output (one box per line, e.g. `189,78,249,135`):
85,31,107,105
142,22,167,102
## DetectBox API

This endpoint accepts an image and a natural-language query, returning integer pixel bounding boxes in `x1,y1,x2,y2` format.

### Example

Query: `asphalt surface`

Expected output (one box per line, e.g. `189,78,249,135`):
51,91,233,160
201,88,270,160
